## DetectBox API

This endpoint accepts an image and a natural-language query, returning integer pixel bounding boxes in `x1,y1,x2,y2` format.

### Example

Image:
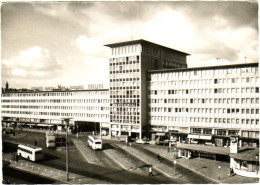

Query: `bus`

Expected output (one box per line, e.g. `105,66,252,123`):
88,135,102,150
46,133,56,148
17,144,44,161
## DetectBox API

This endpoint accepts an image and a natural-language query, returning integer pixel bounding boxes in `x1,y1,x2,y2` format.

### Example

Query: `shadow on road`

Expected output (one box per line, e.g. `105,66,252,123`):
102,143,116,150
40,153,60,162
2,142,18,153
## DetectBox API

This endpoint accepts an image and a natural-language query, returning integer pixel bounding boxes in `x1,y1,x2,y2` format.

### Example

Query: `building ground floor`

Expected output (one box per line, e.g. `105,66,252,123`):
2,116,259,148
150,125,259,148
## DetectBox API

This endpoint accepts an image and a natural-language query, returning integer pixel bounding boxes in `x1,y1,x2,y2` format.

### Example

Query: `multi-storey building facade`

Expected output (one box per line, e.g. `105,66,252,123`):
148,63,259,147
105,39,189,139
1,89,110,134
1,39,259,148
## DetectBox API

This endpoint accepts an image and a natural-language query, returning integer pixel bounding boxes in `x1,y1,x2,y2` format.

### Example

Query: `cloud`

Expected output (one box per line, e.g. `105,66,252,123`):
2,46,62,79
75,36,102,55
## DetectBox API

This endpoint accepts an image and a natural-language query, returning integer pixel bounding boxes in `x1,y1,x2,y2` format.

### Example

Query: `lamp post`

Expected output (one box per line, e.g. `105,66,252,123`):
218,165,221,180
173,160,177,176
129,142,132,170
62,118,71,182
76,125,79,138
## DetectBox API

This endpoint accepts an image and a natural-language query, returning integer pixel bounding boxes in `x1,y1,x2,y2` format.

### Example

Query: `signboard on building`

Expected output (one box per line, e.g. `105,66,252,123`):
230,136,239,153
69,85,84,90
88,84,104,89
31,87,43,91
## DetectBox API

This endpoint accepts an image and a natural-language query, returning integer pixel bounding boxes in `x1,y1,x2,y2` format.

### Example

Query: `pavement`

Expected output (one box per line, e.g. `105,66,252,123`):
141,143,259,184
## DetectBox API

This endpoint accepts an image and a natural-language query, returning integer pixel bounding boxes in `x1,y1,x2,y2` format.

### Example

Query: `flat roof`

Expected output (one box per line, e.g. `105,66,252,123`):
176,143,230,156
2,89,109,94
229,147,259,162
105,39,190,56
148,62,258,73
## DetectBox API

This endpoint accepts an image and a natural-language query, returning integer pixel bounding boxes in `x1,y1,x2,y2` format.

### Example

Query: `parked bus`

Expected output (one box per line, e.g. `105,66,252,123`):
88,135,102,150
17,144,44,161
46,133,56,148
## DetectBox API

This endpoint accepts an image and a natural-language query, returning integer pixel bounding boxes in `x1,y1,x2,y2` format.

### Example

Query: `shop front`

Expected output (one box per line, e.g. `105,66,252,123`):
230,148,259,178
100,122,110,136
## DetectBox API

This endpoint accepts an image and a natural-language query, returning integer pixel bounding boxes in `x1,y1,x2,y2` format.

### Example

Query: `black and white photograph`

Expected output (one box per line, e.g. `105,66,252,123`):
1,1,259,184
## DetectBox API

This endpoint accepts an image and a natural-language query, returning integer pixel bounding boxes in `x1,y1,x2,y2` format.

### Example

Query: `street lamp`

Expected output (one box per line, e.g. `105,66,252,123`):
62,118,71,182
173,160,177,176
129,142,133,170
218,165,221,180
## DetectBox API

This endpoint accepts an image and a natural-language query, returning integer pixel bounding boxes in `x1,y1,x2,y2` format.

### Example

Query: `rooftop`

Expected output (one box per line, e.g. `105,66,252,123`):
2,89,109,94
176,143,230,156
148,62,258,73
105,39,190,56
229,147,259,162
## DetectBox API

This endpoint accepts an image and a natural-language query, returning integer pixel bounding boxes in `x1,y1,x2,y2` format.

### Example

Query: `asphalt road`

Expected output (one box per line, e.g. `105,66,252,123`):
2,130,216,184
3,161,61,184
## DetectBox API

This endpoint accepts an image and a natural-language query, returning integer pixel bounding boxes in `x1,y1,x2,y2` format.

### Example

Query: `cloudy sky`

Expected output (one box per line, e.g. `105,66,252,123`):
1,1,258,89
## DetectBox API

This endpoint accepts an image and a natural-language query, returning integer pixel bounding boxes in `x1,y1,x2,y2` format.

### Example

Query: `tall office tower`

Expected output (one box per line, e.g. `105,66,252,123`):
105,39,189,139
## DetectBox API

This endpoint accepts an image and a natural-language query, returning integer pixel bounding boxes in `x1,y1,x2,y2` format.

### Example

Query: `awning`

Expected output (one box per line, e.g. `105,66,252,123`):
26,124,36,126
36,124,53,127
229,147,259,162
199,135,212,140
176,143,230,155
155,133,166,136
187,134,200,139
187,134,212,140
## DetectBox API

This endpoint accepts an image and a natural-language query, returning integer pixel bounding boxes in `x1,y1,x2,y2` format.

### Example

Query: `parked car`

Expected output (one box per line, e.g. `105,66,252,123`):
135,139,149,144
118,135,129,142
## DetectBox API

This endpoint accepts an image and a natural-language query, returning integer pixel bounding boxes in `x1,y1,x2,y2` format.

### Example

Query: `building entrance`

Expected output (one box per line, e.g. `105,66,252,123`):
75,121,100,133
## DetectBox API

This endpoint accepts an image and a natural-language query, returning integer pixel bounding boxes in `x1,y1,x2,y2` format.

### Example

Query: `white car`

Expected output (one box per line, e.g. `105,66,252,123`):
135,139,149,144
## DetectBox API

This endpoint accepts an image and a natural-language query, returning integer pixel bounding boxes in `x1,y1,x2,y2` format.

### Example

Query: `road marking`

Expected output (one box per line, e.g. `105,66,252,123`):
103,150,128,170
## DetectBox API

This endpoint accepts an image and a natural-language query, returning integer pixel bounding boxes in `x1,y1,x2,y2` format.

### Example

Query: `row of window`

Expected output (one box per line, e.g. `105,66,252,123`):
149,98,259,104
110,78,140,82
2,111,109,118
110,56,140,63
149,87,259,95
150,66,258,79
150,107,259,114
2,105,109,111
150,116,259,125
110,72,140,79
2,91,108,97
111,45,141,55
150,76,259,87
1,99,109,103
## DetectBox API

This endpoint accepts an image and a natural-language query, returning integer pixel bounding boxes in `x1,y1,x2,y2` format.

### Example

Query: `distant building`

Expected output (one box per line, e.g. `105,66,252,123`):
1,89,110,134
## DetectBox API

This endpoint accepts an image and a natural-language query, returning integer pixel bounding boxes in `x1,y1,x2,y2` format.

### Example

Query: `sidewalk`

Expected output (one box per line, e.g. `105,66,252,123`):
72,139,149,174
114,143,181,178
2,153,108,184
71,139,102,164
142,144,259,184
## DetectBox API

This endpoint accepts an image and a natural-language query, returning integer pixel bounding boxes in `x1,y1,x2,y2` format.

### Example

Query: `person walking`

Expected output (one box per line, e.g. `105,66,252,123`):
15,155,19,163
149,165,153,177
34,140,37,146
157,154,161,162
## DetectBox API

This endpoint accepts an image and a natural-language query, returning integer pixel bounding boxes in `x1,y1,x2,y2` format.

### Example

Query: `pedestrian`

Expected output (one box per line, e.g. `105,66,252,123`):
157,154,160,162
34,140,37,146
149,165,153,177
15,155,19,163
167,146,170,153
